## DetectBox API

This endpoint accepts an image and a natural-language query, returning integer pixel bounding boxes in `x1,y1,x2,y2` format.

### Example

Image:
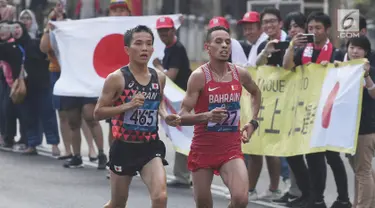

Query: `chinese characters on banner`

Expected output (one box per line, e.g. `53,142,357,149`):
241,60,365,156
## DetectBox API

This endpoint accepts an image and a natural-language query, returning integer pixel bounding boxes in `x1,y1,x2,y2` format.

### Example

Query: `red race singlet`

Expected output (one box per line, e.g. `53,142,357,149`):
192,63,242,154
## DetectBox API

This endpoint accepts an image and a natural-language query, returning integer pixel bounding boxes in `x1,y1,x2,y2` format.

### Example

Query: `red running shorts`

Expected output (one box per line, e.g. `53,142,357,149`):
188,150,244,175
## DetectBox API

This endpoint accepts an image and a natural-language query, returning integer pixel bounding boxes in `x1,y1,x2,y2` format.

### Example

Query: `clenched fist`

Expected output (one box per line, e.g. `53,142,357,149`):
165,114,181,127
208,108,227,123
129,93,145,108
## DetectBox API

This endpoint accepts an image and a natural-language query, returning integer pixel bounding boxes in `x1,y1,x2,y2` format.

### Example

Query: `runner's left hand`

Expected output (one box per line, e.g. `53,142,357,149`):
165,114,181,127
240,123,255,144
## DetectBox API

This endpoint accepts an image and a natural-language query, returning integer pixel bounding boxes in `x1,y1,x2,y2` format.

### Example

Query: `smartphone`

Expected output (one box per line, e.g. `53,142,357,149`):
274,41,290,50
302,34,314,43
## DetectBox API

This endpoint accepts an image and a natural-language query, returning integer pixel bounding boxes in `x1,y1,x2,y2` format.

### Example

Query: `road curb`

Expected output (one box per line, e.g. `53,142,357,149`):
36,146,286,208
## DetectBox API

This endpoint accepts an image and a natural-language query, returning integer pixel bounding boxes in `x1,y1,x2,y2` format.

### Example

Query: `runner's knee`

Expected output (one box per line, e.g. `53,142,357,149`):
195,193,212,208
151,190,167,206
230,192,248,208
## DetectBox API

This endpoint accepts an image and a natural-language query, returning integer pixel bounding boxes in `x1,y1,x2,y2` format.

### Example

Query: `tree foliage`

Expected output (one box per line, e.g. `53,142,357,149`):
354,0,375,19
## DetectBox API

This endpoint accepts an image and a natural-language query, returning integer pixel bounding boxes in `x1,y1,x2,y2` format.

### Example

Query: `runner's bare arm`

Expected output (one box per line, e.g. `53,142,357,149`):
178,69,209,125
157,70,169,120
238,66,261,120
94,71,135,120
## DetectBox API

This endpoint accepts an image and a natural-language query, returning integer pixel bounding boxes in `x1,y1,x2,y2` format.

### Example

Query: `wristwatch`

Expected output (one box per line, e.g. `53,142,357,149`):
249,119,259,130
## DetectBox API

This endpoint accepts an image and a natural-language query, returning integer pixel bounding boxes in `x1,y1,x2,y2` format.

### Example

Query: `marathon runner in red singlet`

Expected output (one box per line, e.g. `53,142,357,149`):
176,26,262,208
94,25,180,208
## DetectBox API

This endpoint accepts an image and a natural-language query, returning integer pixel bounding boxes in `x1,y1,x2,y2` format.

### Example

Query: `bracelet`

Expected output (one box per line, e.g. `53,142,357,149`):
289,41,294,47
249,119,259,130
367,84,375,91
364,73,370,78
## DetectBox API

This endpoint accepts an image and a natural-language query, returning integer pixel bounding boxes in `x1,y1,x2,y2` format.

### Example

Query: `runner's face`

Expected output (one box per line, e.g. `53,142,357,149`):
307,20,327,44
126,32,154,64
348,43,366,60
109,7,130,16
206,30,231,61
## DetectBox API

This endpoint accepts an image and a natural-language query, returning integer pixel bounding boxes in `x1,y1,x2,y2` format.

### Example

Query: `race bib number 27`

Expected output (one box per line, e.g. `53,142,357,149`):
207,102,240,132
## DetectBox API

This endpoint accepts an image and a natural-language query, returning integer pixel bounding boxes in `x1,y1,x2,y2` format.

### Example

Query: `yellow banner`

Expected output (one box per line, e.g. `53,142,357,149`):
241,61,364,156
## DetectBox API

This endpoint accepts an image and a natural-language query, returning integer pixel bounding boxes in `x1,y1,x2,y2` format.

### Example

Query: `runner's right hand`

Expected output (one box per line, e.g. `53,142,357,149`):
129,93,145,108
208,108,227,123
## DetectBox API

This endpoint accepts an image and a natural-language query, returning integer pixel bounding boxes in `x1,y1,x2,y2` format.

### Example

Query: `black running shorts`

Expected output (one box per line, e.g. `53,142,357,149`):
107,139,168,176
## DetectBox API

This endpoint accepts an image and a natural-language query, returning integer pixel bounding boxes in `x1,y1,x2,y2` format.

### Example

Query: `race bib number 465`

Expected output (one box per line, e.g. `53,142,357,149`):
123,101,159,132
207,102,240,132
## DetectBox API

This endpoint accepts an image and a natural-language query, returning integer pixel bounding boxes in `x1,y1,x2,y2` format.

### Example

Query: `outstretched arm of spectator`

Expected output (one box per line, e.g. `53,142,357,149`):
40,28,51,54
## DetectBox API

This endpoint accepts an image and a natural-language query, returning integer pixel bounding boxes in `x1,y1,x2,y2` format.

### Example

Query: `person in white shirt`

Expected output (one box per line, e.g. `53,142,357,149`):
235,11,268,67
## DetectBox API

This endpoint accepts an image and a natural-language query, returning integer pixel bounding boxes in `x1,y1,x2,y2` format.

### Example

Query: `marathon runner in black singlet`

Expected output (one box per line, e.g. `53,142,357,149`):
94,25,180,208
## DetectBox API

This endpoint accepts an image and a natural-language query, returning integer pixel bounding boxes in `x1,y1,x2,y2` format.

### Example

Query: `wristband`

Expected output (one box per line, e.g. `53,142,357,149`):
249,119,259,130
289,41,294,47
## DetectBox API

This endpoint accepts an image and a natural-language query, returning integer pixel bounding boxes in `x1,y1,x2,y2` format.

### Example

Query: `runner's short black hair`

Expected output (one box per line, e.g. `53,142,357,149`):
124,25,154,47
206,26,229,42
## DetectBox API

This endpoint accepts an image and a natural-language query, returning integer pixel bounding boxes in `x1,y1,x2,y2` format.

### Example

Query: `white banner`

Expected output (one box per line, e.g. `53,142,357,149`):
310,63,363,149
50,14,182,97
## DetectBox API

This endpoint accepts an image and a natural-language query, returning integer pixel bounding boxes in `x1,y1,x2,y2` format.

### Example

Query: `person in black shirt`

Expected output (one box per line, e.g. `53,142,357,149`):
272,11,307,207
0,21,24,150
153,16,192,188
256,7,288,67
153,16,191,91
341,36,375,208
250,7,285,201
283,12,350,208
10,21,62,156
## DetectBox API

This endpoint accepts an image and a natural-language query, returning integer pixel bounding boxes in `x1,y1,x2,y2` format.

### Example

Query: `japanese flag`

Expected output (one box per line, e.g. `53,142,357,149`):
310,63,364,149
50,14,182,97
152,83,159,89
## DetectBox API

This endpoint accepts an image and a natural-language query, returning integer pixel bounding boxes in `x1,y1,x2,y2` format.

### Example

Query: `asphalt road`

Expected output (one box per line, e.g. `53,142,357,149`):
0,150,273,208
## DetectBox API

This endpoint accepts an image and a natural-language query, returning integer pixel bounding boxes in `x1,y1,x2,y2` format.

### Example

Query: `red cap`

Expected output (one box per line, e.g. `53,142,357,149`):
109,0,130,11
238,11,260,24
156,16,174,29
208,16,229,29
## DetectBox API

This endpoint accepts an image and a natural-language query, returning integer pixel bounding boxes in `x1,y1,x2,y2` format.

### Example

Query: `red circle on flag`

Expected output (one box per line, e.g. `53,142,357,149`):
93,34,129,78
